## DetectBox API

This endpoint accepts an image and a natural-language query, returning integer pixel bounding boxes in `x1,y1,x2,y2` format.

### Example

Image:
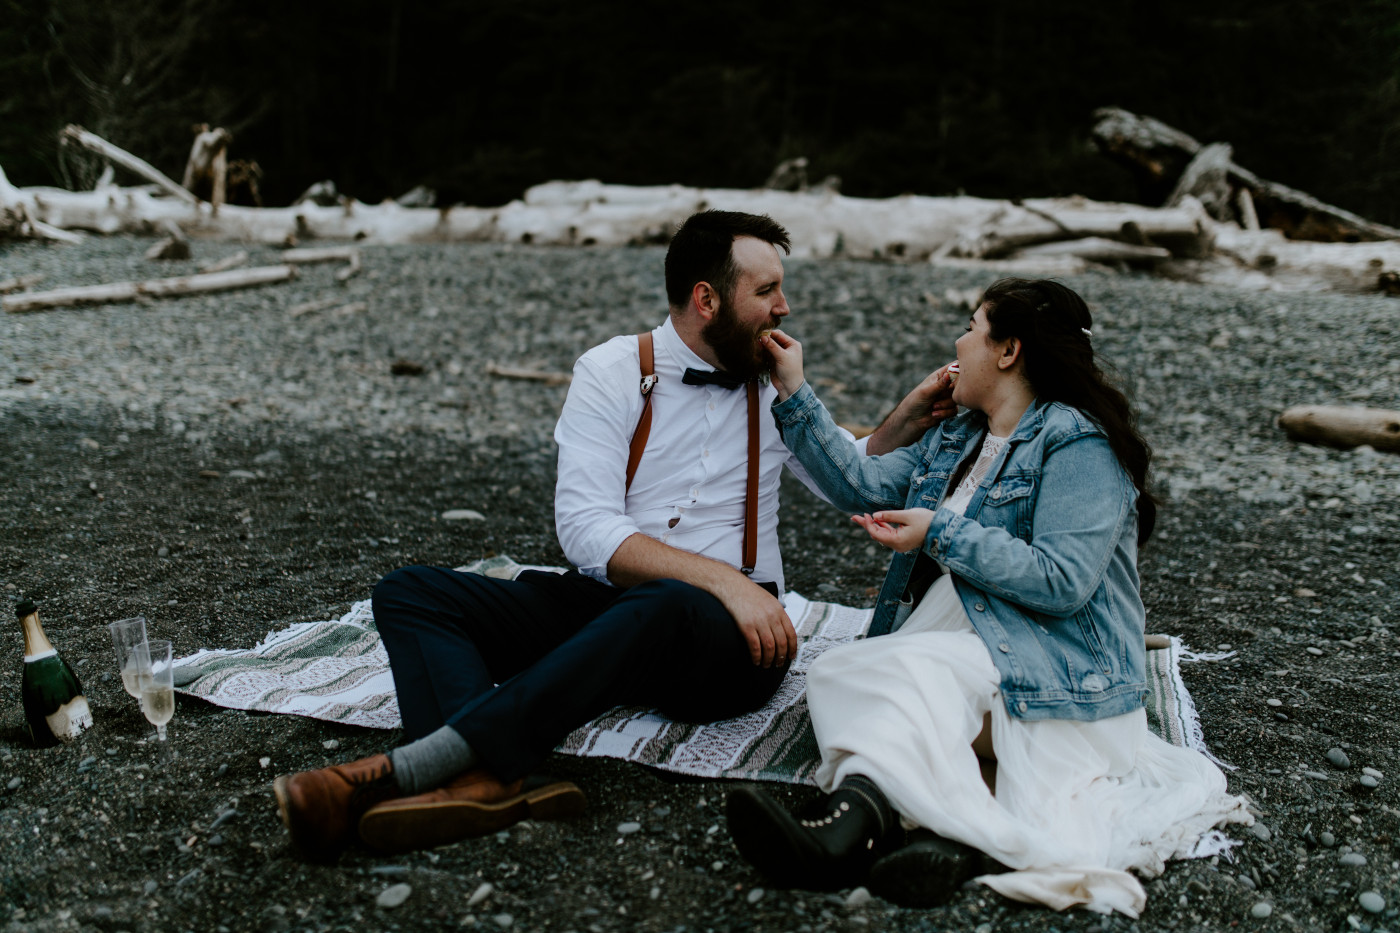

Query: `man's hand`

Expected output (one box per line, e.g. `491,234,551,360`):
608,533,797,667
864,365,958,455
852,508,936,553
716,575,799,668
761,329,803,401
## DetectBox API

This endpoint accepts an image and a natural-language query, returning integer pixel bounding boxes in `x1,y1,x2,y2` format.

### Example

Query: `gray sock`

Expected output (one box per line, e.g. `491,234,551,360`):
389,726,479,795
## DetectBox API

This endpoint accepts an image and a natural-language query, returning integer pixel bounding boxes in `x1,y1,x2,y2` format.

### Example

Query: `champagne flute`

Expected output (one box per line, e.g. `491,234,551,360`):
135,639,175,747
107,616,149,701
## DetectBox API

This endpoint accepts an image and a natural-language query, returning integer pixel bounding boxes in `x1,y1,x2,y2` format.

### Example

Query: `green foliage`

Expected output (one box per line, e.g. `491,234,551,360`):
2,0,1397,225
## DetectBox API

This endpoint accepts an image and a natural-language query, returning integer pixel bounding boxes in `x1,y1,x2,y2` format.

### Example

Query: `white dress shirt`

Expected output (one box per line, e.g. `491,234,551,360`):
555,317,860,594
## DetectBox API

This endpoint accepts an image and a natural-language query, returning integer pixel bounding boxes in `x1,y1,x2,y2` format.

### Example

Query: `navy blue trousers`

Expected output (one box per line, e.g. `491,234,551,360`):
371,566,788,782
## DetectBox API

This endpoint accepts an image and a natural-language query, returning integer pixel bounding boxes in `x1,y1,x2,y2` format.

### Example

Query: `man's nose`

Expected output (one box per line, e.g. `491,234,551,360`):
773,292,790,316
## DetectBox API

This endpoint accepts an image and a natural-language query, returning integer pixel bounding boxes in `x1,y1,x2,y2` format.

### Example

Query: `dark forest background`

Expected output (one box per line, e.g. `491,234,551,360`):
3,0,1399,225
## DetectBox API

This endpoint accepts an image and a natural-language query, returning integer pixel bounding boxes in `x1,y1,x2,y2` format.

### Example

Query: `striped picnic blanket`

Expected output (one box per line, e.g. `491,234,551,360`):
174,556,1226,784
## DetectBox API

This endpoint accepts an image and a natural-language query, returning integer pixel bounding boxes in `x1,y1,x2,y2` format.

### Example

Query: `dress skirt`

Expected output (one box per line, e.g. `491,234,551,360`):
807,575,1249,916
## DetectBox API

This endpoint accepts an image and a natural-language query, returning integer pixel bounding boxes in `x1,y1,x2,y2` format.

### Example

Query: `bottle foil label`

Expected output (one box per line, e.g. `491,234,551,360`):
45,695,94,742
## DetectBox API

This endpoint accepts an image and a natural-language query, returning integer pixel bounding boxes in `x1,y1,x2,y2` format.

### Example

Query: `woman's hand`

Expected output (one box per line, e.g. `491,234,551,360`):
761,329,804,401
852,508,935,552
864,363,959,455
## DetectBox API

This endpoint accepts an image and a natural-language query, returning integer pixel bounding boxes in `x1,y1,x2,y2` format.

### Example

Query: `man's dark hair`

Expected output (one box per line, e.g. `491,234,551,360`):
664,211,791,310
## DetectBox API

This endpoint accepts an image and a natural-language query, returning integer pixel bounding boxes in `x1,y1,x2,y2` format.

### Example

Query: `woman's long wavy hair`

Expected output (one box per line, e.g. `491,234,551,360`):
981,278,1157,545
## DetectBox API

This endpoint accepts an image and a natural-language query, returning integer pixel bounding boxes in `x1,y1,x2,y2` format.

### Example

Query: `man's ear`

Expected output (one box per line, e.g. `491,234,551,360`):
998,337,1023,370
691,281,720,322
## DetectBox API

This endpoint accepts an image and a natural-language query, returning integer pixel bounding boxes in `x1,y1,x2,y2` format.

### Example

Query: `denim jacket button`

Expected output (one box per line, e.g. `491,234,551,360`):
991,486,1002,499
1017,700,1028,713
998,642,1010,653
974,603,986,612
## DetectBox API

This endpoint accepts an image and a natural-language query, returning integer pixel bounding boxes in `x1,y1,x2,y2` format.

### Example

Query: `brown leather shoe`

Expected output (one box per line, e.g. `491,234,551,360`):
273,753,399,862
358,769,586,854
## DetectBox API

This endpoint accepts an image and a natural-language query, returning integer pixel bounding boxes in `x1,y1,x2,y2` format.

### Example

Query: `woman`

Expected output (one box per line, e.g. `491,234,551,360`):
727,279,1247,915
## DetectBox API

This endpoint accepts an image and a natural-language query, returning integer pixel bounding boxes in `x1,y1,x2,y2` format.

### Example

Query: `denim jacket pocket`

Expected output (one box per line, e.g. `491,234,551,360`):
974,476,1036,539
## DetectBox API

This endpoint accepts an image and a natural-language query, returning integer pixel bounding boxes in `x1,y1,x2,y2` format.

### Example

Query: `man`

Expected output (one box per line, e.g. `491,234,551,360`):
273,210,953,861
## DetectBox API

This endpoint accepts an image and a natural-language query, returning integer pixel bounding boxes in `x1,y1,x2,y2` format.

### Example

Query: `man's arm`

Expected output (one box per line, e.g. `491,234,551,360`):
607,533,797,668
864,366,958,455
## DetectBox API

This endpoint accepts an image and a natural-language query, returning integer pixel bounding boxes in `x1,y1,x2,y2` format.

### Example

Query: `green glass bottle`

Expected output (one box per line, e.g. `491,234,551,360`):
16,599,94,746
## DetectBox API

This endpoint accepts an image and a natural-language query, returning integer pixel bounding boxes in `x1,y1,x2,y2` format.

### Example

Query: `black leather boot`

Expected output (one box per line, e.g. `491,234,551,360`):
726,775,903,890
867,828,999,907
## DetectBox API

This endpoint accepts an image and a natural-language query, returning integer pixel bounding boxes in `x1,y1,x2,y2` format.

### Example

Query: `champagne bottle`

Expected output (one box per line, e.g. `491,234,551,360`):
15,599,94,746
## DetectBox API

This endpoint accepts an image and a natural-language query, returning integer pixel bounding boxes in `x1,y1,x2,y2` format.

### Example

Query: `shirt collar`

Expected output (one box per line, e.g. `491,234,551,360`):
655,316,713,373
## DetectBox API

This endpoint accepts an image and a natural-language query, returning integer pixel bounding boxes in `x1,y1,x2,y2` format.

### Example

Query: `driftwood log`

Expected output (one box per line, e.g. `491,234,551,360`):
1279,406,1400,452
2,265,296,314
1092,107,1400,242
181,125,234,215
60,125,200,208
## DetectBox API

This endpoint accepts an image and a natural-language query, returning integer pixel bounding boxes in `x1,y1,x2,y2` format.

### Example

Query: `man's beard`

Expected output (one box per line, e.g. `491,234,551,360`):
702,299,772,382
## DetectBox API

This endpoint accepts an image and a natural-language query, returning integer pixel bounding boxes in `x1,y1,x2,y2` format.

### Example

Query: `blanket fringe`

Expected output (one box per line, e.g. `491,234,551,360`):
1170,637,1236,771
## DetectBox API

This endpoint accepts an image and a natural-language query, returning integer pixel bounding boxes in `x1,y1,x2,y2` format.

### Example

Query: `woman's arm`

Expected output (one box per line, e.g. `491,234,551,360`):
862,433,1136,617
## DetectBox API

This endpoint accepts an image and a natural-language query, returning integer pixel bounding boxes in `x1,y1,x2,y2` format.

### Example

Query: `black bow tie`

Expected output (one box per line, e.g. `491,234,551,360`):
682,367,747,390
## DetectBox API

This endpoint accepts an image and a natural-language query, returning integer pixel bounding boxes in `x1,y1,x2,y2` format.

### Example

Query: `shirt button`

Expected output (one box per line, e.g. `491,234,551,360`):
1017,701,1028,713
974,603,986,612
703,450,710,457
708,402,715,411
998,642,1010,653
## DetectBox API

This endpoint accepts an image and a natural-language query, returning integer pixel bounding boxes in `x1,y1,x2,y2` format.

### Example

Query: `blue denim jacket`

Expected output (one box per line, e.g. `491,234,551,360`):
772,382,1148,723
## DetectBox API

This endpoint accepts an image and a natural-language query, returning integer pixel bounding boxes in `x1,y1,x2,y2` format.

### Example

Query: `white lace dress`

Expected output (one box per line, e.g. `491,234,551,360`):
807,436,1249,915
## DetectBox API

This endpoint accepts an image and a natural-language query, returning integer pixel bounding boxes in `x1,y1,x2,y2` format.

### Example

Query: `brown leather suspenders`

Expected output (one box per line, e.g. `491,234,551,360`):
625,332,657,490
625,332,760,575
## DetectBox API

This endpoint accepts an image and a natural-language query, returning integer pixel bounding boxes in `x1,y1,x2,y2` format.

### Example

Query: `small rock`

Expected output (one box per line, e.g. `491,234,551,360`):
1358,774,1379,790
617,821,642,835
390,359,426,376
747,888,765,904
441,509,486,522
322,739,340,751
208,834,223,847
1360,766,1383,779
157,546,170,558
197,470,221,479
1358,891,1386,914
1319,831,1336,847
376,883,412,909
369,865,409,877
1249,823,1272,842
1326,748,1352,769
491,914,513,928
651,806,671,818
259,757,271,769
711,861,724,871
1338,852,1367,867
252,449,282,464
226,469,257,479
143,880,158,896
1266,698,1283,707
1250,901,1273,919
7,777,21,790
467,882,493,907
1237,874,1256,890
1304,770,1330,780
1306,646,1324,656
845,887,872,909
